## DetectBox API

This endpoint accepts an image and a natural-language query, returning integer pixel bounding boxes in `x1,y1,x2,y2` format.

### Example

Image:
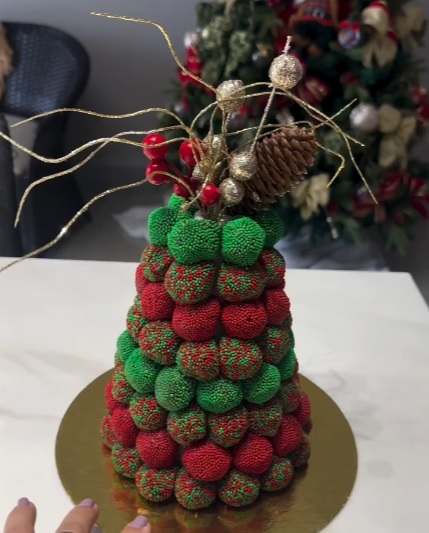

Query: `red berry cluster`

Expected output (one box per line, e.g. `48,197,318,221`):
142,134,221,205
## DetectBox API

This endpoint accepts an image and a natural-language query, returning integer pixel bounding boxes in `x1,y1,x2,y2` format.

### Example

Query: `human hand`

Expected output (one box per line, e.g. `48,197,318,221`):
4,497,151,533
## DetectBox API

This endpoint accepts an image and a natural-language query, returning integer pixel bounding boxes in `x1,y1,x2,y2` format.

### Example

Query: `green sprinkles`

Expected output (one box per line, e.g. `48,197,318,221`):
197,377,243,413
116,330,138,364
254,210,285,248
277,347,297,381
242,363,281,404
125,349,160,394
221,217,265,267
112,444,142,479
148,207,177,246
129,392,167,430
164,261,216,304
217,264,266,303
168,218,221,264
155,366,196,412
167,404,207,445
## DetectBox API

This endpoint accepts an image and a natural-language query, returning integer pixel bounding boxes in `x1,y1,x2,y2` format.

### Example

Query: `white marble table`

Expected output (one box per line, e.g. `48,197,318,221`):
1,257,429,532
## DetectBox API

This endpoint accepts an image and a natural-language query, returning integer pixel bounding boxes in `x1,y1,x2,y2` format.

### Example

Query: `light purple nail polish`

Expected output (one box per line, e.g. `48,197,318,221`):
17,498,30,508
130,516,148,529
79,498,95,508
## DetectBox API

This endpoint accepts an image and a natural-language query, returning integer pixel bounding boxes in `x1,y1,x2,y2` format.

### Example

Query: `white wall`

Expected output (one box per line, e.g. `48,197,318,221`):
1,0,200,197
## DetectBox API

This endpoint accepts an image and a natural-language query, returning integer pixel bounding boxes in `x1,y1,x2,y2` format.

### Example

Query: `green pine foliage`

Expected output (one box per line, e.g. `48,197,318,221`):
160,0,429,254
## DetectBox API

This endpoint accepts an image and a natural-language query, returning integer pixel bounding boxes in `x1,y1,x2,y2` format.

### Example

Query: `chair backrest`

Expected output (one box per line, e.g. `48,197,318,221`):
2,23,90,117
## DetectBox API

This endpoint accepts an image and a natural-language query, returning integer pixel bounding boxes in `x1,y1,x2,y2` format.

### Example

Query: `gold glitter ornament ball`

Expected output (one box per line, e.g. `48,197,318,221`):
203,134,227,160
269,54,304,91
230,151,257,182
216,80,246,113
219,177,245,206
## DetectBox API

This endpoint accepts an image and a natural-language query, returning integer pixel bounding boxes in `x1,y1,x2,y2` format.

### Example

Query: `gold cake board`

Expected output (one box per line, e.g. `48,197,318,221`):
56,371,357,533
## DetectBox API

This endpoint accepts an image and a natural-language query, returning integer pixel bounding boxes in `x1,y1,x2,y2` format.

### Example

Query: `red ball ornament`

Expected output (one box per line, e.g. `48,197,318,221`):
111,405,139,447
146,161,171,185
179,139,201,167
142,133,168,162
182,440,232,482
173,182,192,198
272,415,303,457
136,429,178,469
200,184,220,206
233,433,273,475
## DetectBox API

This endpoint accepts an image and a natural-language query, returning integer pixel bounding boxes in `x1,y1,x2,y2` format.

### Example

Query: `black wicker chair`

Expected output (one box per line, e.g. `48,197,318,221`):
1,23,90,254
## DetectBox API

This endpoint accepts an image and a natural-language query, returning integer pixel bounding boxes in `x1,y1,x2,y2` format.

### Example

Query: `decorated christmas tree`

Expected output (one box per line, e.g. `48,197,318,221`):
160,0,429,254
101,41,322,508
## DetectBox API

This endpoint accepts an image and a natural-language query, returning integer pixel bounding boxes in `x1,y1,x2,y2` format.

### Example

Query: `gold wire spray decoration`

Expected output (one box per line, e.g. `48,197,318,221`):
0,13,378,273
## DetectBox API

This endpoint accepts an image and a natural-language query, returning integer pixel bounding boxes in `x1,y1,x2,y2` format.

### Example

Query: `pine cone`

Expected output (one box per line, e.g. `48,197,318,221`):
233,126,318,214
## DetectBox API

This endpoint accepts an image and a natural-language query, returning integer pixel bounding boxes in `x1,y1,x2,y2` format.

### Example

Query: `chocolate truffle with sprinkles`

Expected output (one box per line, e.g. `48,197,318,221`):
141,282,174,321
197,377,243,413
254,210,285,249
208,405,248,447
167,404,207,445
289,433,311,467
155,366,196,412
242,363,281,404
112,367,134,404
277,347,297,380
148,206,178,246
140,244,173,282
261,456,294,492
177,341,219,382
218,470,260,507
129,392,167,430
174,468,216,510
217,264,265,303
182,439,232,482
136,465,177,502
233,433,273,475
164,261,216,305
258,326,291,364
139,321,181,366
222,217,265,267
105,380,123,413
279,377,302,413
136,429,178,468
126,300,148,342
260,249,285,289
247,397,282,437
112,443,142,478
125,349,160,394
219,338,263,381
168,218,221,264
116,330,138,364
101,415,117,449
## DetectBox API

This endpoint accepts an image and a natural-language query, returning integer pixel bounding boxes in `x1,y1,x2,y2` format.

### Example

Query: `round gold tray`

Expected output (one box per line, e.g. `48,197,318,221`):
56,371,357,533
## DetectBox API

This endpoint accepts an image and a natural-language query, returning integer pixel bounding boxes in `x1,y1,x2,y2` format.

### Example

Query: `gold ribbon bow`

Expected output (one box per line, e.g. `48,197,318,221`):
378,104,417,169
361,5,398,68
290,173,330,221
395,4,426,51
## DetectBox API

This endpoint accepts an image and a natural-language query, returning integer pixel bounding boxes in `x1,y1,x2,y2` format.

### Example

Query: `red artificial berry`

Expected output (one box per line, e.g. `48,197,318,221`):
173,182,192,198
136,429,178,469
146,161,171,185
200,184,220,206
179,139,201,167
233,433,273,475
142,133,168,161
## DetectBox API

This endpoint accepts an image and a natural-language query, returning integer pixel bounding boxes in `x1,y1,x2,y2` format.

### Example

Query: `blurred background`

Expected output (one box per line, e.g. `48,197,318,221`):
1,0,429,298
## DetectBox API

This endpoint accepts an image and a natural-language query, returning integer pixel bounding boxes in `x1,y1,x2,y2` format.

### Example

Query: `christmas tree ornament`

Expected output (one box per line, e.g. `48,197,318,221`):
350,103,379,134
216,80,246,113
290,173,331,221
219,177,245,206
361,1,398,68
142,133,169,162
269,51,303,91
297,76,330,106
338,21,362,49
203,134,227,160
378,104,417,169
229,151,257,182
183,29,200,50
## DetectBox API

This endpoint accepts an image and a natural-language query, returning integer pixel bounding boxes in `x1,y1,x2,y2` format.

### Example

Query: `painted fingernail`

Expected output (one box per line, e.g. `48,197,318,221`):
130,516,148,529
78,498,95,508
17,498,30,507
